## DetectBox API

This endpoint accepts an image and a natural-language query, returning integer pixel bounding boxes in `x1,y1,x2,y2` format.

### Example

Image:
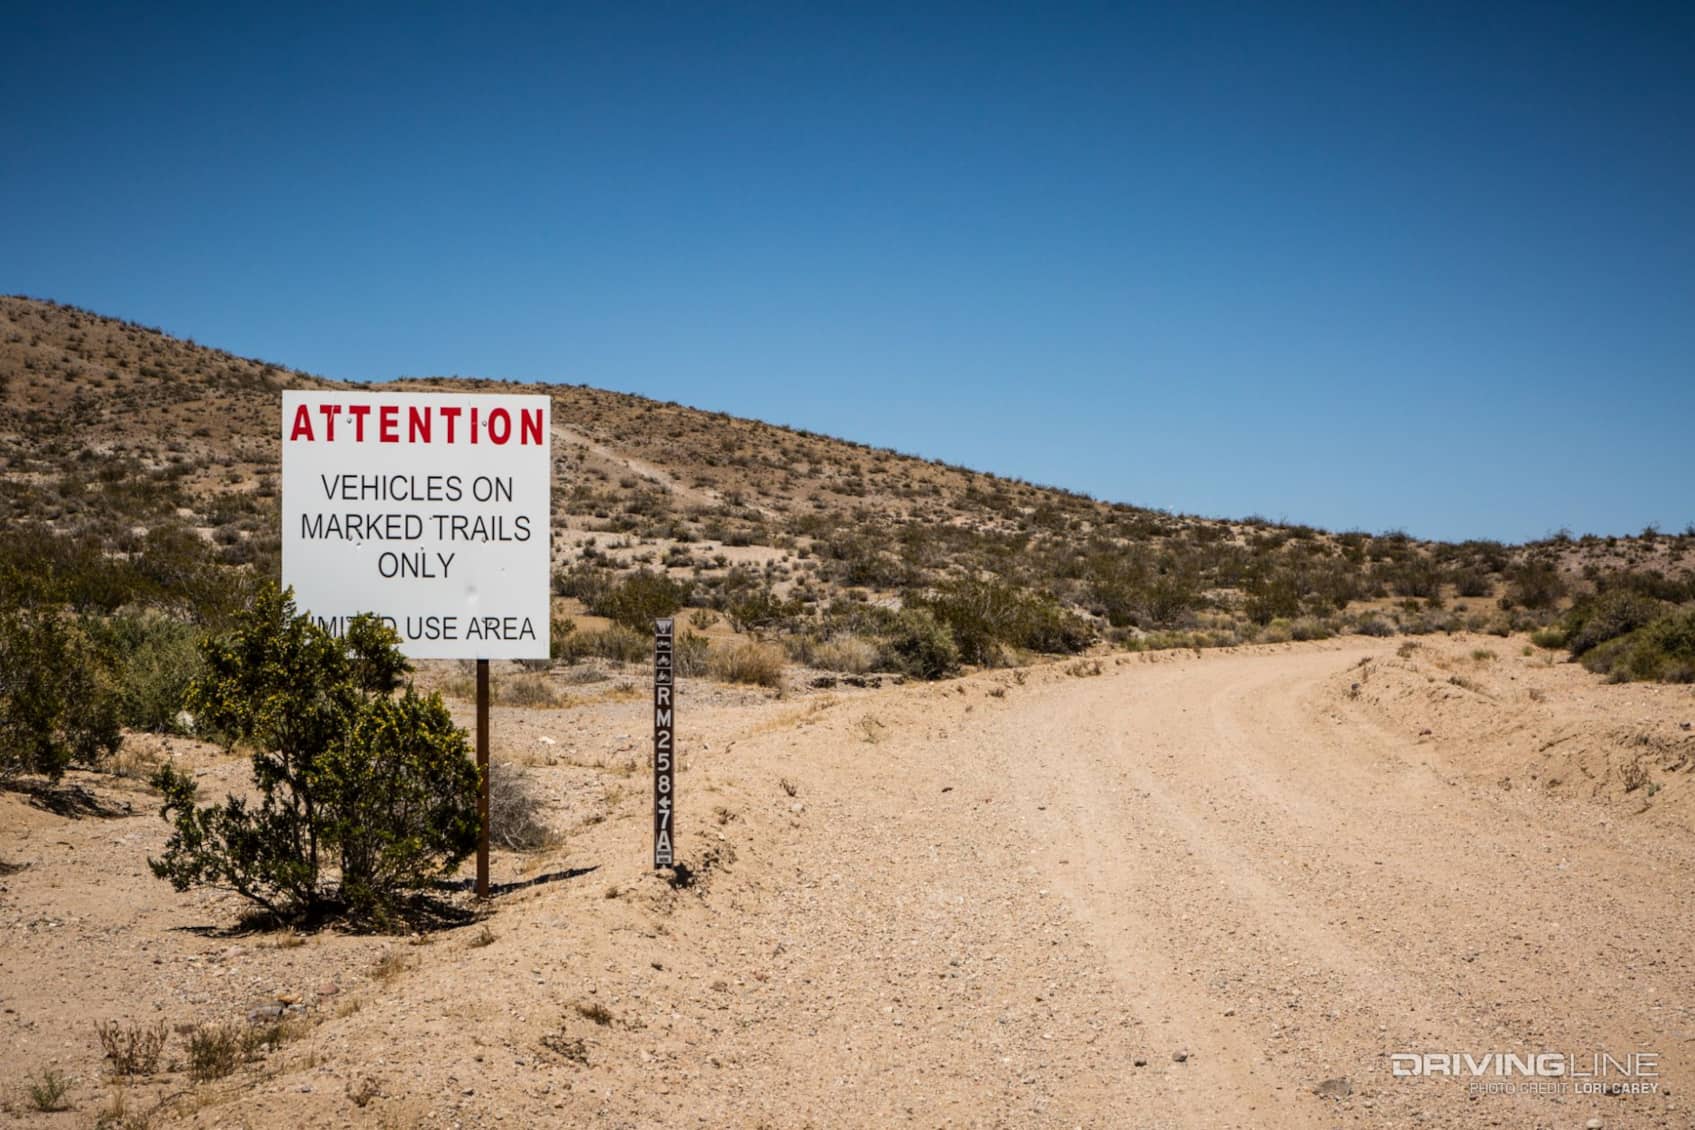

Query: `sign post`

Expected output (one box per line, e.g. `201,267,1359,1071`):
280,390,551,899
653,618,674,869
476,658,491,896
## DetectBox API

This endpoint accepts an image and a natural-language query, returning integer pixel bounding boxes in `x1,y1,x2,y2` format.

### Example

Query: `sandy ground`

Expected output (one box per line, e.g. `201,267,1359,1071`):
3,634,1694,1129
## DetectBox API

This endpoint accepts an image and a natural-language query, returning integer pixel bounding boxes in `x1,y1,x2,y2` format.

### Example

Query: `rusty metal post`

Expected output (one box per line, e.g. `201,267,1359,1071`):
476,658,490,898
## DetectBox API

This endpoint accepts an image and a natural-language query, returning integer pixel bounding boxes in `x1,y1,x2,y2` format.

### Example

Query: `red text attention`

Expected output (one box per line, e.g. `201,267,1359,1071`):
288,403,545,446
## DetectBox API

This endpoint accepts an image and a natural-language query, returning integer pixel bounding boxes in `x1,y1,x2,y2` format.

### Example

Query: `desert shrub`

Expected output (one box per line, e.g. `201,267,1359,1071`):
488,762,554,850
1593,569,1695,604
1354,614,1396,638
548,616,576,660
499,677,560,708
96,1019,169,1076
1579,608,1695,684
187,1024,242,1081
26,1068,73,1112
1085,550,1200,628
1386,557,1443,599
1562,590,1665,658
0,605,122,781
675,631,710,677
88,612,202,733
811,634,879,673
557,626,649,664
1289,616,1334,642
708,641,785,687
725,585,805,636
916,578,1090,666
1505,560,1566,610
881,608,960,679
1244,565,1302,625
552,563,612,605
589,570,689,633
1257,619,1293,644
149,586,478,925
1453,571,1493,598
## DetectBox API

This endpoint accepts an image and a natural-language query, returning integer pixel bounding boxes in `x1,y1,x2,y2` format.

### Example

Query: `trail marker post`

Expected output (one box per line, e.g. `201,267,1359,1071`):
653,618,675,869
280,390,551,900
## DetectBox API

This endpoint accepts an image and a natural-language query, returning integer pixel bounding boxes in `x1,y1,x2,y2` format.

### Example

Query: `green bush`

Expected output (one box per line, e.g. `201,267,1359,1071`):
590,570,689,633
725,585,804,636
0,605,121,781
1562,590,1665,658
1506,560,1566,610
1453,570,1493,598
881,608,960,679
1085,550,1199,628
1579,608,1695,684
917,578,1090,666
1244,565,1302,625
88,611,203,733
553,563,612,605
149,586,478,925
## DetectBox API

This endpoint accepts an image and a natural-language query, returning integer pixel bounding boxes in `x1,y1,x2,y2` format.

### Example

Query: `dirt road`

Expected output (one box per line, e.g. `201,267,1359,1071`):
4,637,1692,1128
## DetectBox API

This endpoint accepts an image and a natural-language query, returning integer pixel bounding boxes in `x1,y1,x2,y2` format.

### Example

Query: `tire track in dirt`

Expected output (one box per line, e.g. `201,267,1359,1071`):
993,646,1692,1128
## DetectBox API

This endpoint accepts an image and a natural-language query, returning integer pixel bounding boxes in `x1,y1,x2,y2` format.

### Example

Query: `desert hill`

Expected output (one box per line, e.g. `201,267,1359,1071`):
7,293,1690,656
5,296,1695,1129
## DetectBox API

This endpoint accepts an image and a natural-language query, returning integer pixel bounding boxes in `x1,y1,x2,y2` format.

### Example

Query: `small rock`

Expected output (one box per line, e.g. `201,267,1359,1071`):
1172,1049,1189,1063
1586,1119,1604,1129
1132,1057,1148,1067
1314,1077,1352,1100
247,1004,285,1023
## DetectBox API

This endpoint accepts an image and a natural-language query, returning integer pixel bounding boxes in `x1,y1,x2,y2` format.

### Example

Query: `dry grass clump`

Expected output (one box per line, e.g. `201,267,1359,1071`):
95,1020,168,1076
708,641,785,687
810,634,879,674
186,1024,243,1082
488,761,556,850
499,676,562,708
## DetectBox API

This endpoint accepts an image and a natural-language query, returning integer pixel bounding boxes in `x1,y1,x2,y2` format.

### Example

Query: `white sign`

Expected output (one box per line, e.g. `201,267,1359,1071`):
281,390,551,659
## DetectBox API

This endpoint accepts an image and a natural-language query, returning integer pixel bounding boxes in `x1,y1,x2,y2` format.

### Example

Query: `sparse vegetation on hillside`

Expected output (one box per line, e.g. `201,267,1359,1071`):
4,295,1694,684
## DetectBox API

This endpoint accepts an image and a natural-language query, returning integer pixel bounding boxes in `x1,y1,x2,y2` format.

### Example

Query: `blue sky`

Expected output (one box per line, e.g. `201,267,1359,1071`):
4,2,1691,543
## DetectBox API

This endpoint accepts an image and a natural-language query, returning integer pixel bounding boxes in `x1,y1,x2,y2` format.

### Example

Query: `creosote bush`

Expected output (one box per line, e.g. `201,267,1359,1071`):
881,608,960,679
915,577,1091,667
149,585,478,926
1577,607,1695,684
589,569,689,633
0,605,121,781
